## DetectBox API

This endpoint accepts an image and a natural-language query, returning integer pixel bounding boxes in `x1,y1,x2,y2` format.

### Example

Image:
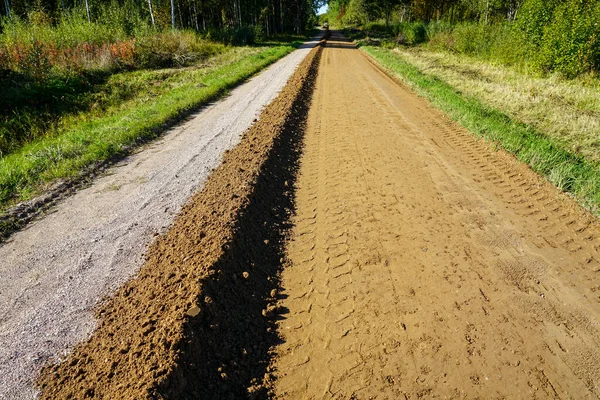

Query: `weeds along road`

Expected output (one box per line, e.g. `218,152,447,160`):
0,37,321,399
270,32,600,398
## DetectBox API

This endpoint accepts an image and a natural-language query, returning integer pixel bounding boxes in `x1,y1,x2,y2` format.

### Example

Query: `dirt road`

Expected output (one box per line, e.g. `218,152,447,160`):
0,37,320,399
271,32,600,398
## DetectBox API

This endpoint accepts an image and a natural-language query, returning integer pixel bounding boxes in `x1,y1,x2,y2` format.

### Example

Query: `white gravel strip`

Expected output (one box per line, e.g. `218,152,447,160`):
0,37,321,399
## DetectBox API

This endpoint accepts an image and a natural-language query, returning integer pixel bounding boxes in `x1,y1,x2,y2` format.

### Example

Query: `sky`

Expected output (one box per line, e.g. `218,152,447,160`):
318,4,328,15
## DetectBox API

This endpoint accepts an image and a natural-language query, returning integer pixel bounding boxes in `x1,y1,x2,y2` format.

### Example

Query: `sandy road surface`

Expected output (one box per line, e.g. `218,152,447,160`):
271,32,600,398
0,38,320,399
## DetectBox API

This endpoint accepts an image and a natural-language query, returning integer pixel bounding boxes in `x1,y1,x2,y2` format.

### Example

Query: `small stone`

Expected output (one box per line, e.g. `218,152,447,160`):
186,306,201,317
242,271,250,279
262,305,277,319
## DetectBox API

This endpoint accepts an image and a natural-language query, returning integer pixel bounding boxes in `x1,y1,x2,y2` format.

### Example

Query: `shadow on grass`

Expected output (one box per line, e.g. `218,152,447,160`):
153,41,320,400
0,69,112,155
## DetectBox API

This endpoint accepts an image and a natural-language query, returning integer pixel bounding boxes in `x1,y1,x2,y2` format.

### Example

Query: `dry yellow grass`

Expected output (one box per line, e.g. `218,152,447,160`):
393,48,600,162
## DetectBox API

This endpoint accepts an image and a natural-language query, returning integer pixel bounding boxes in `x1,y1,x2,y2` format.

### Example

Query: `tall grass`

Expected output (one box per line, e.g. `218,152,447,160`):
0,8,228,158
0,9,226,76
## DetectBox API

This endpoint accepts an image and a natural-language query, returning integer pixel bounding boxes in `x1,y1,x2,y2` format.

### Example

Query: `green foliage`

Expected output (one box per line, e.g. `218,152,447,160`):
336,0,600,77
203,27,256,45
432,0,600,77
343,0,367,26
518,0,600,77
513,0,559,50
1,9,128,48
397,21,425,45
355,0,600,78
363,21,435,45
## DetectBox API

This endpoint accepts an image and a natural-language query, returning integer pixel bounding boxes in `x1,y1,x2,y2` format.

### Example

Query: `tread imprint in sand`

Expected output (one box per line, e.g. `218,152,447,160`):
270,32,600,400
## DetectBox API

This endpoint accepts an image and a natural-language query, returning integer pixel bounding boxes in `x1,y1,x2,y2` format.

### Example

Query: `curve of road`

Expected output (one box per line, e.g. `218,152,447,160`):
0,37,320,399
270,32,600,399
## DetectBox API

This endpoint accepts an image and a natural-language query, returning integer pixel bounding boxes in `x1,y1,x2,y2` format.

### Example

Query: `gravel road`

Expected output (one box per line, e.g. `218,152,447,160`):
0,37,320,399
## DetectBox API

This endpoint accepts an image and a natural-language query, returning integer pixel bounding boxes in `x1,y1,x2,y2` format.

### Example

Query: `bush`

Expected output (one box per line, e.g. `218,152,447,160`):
202,26,255,46
364,22,427,46
531,0,600,77
135,31,225,68
397,22,427,45
363,22,391,37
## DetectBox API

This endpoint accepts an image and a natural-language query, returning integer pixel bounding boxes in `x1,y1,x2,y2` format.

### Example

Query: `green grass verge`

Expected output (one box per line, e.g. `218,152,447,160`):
361,45,600,215
0,42,300,211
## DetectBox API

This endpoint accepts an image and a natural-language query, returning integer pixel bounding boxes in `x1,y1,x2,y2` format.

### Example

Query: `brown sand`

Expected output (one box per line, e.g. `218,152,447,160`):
270,32,600,399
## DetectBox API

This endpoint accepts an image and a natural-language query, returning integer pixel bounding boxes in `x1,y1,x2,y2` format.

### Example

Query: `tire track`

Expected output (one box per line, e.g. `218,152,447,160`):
270,32,600,399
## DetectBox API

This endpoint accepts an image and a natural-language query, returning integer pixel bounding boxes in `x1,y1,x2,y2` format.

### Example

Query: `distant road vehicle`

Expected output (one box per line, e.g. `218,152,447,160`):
323,22,329,29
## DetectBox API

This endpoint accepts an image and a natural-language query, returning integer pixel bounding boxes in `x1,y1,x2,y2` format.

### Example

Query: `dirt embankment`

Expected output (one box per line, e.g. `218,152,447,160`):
37,37,324,399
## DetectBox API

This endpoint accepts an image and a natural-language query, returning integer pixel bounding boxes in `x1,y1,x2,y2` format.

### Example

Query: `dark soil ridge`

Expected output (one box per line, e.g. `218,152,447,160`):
36,37,325,399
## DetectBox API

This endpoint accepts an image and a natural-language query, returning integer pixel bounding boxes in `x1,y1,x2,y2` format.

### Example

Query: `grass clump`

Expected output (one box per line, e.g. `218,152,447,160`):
361,45,600,214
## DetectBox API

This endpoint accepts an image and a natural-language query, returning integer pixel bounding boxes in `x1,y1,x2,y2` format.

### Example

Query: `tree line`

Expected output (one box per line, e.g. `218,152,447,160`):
326,0,529,26
325,0,600,77
0,0,325,35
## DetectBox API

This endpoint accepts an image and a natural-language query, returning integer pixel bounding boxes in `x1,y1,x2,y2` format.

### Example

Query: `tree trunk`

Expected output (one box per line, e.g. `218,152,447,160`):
3,0,10,16
171,0,175,29
84,0,91,22
193,1,199,31
296,0,301,33
271,0,276,34
177,0,183,28
148,0,156,27
280,0,283,33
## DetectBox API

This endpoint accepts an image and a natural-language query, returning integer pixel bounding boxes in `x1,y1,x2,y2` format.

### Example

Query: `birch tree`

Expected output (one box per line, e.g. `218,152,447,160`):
148,0,156,27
